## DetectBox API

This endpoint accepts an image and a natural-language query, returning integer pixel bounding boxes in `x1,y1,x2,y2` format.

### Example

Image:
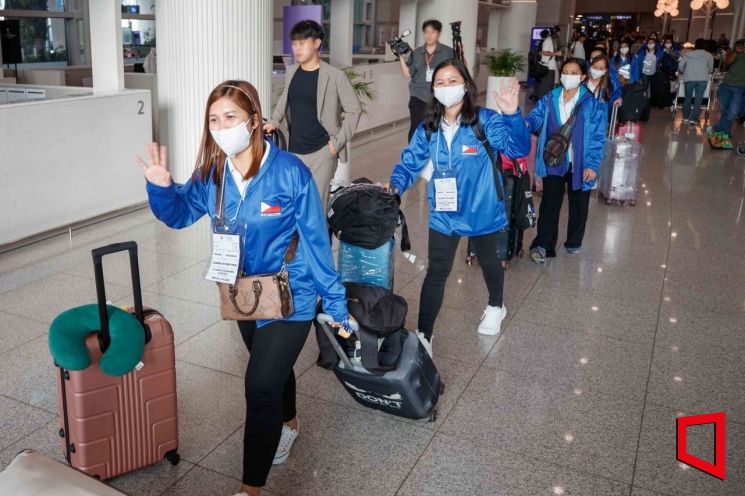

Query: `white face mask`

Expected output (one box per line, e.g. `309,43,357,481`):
665,43,673,48
648,43,656,50
433,84,466,108
620,47,630,55
590,67,606,79
210,121,252,157
561,74,582,90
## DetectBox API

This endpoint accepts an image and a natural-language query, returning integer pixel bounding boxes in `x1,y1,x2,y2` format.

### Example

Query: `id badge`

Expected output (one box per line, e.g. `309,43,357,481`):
434,177,458,212
205,219,246,285
426,68,434,82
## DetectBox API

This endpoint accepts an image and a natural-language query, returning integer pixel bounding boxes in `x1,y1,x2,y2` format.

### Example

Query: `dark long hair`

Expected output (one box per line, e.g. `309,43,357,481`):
588,54,612,102
423,58,479,135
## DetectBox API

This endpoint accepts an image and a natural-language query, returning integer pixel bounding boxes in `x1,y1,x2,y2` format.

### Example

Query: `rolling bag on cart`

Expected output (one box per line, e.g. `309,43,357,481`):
599,107,642,205
328,179,411,290
52,242,180,481
315,283,443,421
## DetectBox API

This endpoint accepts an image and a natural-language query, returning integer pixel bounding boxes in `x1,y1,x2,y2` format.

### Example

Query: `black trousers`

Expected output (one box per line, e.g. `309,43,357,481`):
533,69,555,101
408,96,429,142
530,172,591,255
418,228,505,338
238,319,311,487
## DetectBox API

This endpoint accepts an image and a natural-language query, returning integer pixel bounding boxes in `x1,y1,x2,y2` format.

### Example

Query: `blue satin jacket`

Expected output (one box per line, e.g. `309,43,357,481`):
145,141,348,327
525,86,606,192
389,107,531,237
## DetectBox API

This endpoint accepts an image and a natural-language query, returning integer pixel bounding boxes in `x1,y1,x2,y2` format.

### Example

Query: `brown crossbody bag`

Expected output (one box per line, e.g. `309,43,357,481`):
214,171,298,320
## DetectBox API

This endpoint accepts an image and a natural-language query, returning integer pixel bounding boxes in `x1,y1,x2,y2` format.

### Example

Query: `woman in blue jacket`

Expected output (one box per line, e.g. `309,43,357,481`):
526,58,606,263
587,48,622,123
387,58,530,348
137,80,351,496
634,38,663,94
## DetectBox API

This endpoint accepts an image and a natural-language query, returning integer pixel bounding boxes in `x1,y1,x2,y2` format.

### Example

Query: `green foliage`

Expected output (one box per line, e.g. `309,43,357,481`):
485,49,527,77
343,67,376,113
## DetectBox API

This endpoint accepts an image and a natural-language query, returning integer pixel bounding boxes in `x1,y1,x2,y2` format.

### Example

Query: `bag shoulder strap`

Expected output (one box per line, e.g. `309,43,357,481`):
472,108,506,200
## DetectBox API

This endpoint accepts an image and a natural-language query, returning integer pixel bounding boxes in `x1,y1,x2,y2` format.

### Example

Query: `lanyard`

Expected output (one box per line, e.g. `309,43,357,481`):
424,49,435,69
216,158,247,226
433,124,455,174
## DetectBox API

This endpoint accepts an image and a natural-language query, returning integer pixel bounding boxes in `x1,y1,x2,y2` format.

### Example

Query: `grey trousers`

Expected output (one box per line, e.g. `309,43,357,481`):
295,145,338,211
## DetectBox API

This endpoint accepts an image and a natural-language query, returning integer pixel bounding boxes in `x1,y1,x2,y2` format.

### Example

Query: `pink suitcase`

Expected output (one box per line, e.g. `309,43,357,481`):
616,121,643,143
55,242,179,480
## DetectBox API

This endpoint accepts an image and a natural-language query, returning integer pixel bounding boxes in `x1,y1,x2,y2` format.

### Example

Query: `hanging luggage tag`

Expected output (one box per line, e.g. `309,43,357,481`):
433,132,458,212
204,170,247,285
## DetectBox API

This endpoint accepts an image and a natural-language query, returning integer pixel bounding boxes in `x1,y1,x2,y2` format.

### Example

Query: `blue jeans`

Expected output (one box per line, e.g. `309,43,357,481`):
683,80,707,122
713,84,745,136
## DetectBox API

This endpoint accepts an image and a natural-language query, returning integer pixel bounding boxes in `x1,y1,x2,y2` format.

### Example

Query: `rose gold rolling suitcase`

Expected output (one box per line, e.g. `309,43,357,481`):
54,242,180,481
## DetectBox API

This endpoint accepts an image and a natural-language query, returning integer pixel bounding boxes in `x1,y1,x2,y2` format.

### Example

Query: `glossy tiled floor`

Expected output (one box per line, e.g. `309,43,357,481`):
1,108,744,496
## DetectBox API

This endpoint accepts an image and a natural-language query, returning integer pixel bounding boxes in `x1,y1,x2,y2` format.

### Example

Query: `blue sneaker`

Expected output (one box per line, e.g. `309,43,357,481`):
565,246,582,254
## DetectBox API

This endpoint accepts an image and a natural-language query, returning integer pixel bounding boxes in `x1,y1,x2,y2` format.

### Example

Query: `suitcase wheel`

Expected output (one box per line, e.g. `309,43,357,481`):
428,410,438,423
165,449,181,466
629,200,636,207
439,382,446,395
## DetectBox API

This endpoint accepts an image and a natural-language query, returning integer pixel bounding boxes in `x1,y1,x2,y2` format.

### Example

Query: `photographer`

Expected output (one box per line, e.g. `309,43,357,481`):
398,19,454,141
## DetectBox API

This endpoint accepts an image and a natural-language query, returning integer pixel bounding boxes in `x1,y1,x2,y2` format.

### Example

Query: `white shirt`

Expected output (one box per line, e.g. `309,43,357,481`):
587,79,598,96
441,114,461,151
227,140,271,199
541,38,557,71
558,89,581,165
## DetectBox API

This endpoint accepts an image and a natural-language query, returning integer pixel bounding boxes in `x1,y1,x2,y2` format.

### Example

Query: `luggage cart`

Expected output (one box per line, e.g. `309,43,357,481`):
670,73,719,125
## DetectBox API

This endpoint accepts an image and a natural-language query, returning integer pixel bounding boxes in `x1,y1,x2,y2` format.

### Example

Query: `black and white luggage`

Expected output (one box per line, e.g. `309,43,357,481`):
316,283,443,421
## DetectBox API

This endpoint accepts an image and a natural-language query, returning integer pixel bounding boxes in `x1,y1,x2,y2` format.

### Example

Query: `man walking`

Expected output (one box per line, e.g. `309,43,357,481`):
265,20,362,208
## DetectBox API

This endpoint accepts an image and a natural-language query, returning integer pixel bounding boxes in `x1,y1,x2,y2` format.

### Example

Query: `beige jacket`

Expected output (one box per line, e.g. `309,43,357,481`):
269,60,362,162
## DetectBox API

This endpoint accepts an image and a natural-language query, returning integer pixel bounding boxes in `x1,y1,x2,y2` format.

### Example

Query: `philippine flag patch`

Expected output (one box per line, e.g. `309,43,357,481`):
260,201,282,216
462,144,478,155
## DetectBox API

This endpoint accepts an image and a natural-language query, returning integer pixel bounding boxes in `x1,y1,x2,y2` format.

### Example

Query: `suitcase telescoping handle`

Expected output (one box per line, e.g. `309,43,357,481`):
317,314,359,370
91,241,149,353
608,104,619,140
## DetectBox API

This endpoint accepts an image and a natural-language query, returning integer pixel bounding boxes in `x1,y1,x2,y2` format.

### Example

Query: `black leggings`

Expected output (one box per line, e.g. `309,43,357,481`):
237,319,311,487
418,229,505,339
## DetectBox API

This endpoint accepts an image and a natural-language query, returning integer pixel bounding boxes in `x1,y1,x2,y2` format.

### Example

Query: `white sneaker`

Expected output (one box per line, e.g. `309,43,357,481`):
273,420,299,465
477,305,507,336
232,493,249,496
414,330,433,358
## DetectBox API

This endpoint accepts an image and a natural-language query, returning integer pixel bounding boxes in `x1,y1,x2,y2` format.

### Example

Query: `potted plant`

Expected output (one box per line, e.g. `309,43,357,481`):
484,49,527,112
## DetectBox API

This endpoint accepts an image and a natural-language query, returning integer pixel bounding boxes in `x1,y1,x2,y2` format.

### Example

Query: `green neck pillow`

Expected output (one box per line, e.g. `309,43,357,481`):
49,304,145,377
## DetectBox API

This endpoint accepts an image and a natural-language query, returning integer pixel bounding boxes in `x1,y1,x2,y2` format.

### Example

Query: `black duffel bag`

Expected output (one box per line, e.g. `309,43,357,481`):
315,282,408,371
328,178,410,251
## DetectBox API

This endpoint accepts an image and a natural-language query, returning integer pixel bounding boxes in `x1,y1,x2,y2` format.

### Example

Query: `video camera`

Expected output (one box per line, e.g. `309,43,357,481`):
388,30,412,59
450,21,464,61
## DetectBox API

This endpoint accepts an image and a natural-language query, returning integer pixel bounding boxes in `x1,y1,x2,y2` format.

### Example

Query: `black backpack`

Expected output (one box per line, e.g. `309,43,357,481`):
619,82,648,123
327,179,410,252
528,49,549,80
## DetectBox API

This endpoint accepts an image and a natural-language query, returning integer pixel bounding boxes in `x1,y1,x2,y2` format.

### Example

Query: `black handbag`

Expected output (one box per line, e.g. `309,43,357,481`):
543,97,583,167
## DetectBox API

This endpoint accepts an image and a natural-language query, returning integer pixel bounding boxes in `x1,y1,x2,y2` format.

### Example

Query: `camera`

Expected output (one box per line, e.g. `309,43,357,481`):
450,21,464,61
388,30,412,59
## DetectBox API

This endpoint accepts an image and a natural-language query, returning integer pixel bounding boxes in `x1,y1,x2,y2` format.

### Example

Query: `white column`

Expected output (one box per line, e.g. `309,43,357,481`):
88,0,124,93
738,0,745,41
486,9,502,51
499,0,537,80
330,0,354,68
415,0,479,75
399,0,418,47
157,0,273,183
